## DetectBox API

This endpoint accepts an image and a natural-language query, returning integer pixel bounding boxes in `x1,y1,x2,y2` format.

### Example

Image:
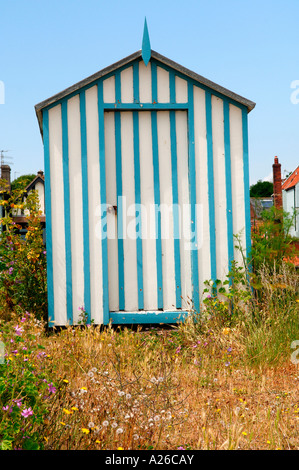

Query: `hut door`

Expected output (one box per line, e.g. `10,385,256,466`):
104,110,192,314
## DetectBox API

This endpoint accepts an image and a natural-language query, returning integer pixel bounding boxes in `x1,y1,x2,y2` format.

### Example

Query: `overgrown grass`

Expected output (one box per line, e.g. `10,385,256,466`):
0,261,298,450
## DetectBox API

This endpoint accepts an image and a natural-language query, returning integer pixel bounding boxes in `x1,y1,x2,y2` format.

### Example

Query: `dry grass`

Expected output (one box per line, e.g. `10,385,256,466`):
1,262,298,450
38,320,298,450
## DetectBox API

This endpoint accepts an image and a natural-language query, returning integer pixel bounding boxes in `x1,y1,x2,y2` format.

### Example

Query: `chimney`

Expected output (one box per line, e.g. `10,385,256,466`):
272,156,282,209
1,164,11,188
37,170,44,178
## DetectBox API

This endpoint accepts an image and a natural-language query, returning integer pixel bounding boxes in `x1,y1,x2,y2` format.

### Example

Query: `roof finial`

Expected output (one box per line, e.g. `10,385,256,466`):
142,17,151,66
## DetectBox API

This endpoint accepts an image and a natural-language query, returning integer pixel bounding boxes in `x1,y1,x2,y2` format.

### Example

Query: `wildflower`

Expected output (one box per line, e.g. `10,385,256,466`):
177,446,185,450
111,422,118,428
88,422,95,429
14,325,23,336
116,428,124,434
21,408,33,418
48,383,56,394
81,428,90,434
71,406,78,411
13,399,22,408
63,409,73,415
117,447,124,450
118,390,125,397
222,327,230,335
102,420,109,427
242,432,247,436
126,393,132,399
62,379,69,384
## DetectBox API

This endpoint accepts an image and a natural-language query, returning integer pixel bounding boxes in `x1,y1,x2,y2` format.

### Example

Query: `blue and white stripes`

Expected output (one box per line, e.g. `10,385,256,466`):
41,55,251,326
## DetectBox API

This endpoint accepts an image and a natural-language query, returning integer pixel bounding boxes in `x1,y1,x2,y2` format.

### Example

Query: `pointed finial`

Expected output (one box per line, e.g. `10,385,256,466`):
142,17,151,66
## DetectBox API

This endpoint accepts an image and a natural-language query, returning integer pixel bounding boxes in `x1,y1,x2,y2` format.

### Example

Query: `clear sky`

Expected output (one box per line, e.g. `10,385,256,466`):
0,0,298,185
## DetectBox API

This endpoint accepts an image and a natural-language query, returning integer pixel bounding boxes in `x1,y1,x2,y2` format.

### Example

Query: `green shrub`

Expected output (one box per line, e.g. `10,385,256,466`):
0,184,47,321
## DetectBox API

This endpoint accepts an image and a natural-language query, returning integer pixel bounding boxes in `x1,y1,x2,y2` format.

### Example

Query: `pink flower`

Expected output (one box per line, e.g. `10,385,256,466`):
14,325,23,336
48,383,56,394
21,408,33,418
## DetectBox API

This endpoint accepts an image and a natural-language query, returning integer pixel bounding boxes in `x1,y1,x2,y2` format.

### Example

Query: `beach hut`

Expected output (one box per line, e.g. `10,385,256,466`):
35,22,255,326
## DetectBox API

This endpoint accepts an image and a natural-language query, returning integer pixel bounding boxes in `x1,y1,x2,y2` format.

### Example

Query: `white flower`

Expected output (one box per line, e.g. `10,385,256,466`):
126,393,132,399
118,390,125,397
154,415,160,422
111,421,118,428
88,421,95,428
116,427,124,434
102,420,109,427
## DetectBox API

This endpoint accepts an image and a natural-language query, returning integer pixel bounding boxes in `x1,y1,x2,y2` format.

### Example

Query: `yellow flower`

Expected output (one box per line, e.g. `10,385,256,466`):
63,408,73,415
96,440,101,444
81,386,87,391
62,379,69,384
222,327,231,335
71,406,78,411
60,422,66,426
117,447,124,450
242,432,247,436
81,428,90,434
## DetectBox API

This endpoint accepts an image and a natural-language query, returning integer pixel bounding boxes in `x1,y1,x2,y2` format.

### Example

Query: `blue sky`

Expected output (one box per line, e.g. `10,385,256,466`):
0,0,298,185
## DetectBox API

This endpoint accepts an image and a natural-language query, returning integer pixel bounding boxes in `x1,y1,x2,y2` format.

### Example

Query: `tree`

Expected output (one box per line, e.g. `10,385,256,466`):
250,180,273,197
11,174,36,192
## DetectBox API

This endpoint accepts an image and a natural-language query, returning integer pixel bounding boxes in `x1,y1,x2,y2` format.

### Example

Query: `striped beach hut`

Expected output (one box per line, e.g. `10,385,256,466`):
35,21,255,327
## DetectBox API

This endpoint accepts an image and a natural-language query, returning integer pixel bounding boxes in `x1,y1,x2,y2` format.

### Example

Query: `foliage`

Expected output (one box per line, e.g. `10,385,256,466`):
10,174,36,193
249,180,273,197
250,206,297,275
0,182,47,321
0,312,58,450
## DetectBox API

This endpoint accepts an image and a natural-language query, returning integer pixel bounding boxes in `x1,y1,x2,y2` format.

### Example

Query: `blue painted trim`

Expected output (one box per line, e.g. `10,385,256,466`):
169,109,182,309
151,62,158,103
110,311,190,324
133,62,139,103
187,83,200,313
103,103,188,110
133,110,144,310
97,82,109,325
42,109,55,326
205,90,217,283
141,17,151,67
61,101,73,325
79,91,91,323
169,71,176,104
114,73,125,310
151,111,164,309
242,108,251,263
223,100,234,273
